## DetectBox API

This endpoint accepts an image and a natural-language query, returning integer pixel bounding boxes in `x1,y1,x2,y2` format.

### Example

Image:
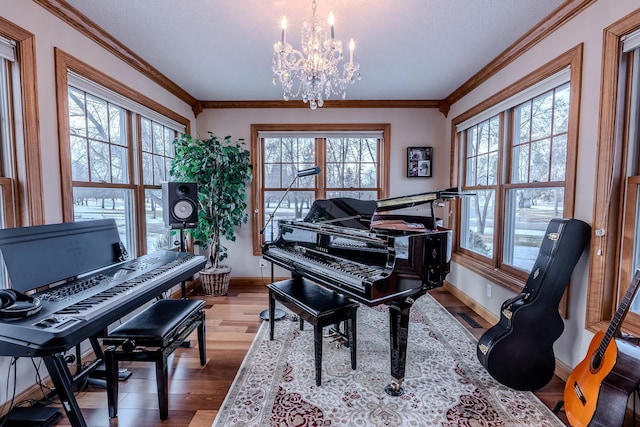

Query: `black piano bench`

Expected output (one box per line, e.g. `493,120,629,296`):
267,277,359,386
102,298,206,420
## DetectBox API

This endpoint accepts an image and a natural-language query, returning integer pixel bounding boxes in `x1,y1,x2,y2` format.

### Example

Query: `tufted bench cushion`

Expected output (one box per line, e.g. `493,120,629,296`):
103,298,206,420
267,277,358,386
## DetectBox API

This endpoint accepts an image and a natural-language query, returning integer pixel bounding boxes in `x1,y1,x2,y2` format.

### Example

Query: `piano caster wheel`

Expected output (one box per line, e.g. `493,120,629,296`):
259,308,286,321
384,381,405,396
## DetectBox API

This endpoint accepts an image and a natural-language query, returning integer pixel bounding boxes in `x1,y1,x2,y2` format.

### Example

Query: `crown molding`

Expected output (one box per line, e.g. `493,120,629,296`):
34,0,593,115
33,0,198,108
445,0,597,106
199,99,442,109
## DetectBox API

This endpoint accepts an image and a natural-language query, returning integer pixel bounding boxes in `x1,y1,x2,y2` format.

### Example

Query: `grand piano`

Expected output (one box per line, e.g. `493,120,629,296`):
0,219,206,427
262,187,461,395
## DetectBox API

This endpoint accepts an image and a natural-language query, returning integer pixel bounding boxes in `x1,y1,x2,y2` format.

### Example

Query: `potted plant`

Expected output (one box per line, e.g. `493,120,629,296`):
170,132,252,295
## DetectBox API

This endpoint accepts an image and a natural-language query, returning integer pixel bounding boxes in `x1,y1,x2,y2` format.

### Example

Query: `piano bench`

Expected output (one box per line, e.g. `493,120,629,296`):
267,277,359,386
102,298,206,420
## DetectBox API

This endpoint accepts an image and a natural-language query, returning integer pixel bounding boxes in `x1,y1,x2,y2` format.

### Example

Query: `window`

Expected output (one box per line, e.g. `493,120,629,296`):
453,46,582,291
592,15,640,337
251,124,390,254
460,115,500,260
56,49,189,257
0,23,42,289
0,38,17,230
0,24,42,229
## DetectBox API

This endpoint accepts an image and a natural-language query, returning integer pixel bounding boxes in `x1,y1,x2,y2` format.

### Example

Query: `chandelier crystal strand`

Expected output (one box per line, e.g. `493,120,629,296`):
272,0,361,110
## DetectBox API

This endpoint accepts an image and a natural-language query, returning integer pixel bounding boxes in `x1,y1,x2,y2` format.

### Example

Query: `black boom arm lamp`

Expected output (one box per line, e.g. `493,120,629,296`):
260,166,321,235
259,166,321,321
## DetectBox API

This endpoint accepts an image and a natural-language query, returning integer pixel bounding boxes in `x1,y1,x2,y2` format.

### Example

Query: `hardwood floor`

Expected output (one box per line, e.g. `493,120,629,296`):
47,283,568,427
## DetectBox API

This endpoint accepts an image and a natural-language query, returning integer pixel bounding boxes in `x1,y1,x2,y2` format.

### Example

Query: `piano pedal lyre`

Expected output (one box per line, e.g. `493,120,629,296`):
326,324,349,348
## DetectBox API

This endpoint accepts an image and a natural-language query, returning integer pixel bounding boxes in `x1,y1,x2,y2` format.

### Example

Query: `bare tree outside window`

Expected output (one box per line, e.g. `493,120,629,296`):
68,85,179,254
260,133,382,243
460,83,570,272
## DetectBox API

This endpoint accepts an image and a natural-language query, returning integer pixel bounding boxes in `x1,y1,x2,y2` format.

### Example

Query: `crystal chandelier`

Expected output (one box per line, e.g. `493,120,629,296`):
272,0,361,109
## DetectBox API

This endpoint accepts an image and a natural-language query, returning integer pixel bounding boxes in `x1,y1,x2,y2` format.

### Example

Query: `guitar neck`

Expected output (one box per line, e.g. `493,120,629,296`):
595,270,640,358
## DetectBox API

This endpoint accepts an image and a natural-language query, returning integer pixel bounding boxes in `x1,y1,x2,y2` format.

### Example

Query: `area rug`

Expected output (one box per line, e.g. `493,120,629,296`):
212,294,564,426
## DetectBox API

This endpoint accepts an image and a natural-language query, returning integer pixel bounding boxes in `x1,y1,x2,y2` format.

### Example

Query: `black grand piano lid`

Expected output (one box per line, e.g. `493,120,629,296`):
303,198,377,230
302,188,464,231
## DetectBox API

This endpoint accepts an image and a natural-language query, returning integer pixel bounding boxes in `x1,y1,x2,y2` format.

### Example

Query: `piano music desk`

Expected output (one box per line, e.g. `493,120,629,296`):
267,277,359,386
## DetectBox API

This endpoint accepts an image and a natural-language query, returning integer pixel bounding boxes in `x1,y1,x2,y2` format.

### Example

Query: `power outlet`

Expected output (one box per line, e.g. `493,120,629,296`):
486,284,493,298
259,259,268,269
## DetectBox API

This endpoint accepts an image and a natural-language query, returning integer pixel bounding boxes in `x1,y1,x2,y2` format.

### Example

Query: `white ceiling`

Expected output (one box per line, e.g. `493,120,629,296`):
63,0,565,102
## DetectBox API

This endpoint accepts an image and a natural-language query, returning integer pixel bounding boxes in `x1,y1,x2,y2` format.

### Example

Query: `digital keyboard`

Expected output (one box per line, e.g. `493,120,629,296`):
0,219,206,427
0,249,205,357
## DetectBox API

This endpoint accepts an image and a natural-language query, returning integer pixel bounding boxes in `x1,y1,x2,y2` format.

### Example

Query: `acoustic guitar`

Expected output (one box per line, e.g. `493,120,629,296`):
476,218,590,391
564,269,640,427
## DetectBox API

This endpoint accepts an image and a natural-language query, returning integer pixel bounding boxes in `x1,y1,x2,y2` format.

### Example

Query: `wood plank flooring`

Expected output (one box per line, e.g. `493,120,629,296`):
48,283,568,427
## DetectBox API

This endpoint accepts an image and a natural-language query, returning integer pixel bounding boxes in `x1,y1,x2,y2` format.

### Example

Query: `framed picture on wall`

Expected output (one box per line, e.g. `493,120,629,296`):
407,147,432,178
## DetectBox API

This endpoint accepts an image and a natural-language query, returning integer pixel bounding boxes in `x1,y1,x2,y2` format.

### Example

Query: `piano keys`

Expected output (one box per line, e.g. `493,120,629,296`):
0,249,205,357
263,218,451,305
262,188,462,395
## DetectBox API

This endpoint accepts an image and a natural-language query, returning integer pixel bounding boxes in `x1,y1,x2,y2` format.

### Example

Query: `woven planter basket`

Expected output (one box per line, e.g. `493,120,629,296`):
200,265,231,296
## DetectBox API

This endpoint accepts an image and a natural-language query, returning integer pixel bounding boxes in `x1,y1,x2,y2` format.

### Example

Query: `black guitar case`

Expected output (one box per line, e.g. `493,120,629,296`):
476,218,590,391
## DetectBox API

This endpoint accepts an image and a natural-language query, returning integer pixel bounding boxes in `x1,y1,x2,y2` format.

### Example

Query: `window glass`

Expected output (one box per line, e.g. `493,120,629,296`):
0,24,49,294
326,137,378,189
460,116,499,259
67,84,180,255
503,187,564,271
72,187,135,251
262,190,316,241
145,188,171,251
460,190,495,258
141,117,175,186
257,131,384,246
459,79,571,275
0,51,19,288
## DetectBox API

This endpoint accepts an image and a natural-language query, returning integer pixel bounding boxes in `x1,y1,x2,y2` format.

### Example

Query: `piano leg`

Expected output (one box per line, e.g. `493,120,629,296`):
43,353,88,427
385,298,413,396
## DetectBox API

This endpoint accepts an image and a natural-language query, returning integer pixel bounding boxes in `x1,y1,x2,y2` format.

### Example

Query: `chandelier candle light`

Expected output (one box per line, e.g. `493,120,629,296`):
272,0,361,109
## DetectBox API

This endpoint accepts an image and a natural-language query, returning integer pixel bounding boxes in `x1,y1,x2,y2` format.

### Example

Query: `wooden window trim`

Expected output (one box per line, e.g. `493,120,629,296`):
0,17,43,227
450,45,583,294
250,123,391,256
589,9,640,333
617,176,640,336
0,177,16,228
54,48,190,255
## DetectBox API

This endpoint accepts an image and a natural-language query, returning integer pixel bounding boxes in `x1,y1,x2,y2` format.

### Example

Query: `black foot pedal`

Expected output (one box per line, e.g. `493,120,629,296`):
91,364,132,381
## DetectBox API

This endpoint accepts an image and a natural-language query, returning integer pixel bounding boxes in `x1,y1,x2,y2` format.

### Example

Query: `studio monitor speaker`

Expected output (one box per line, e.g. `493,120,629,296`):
162,182,198,229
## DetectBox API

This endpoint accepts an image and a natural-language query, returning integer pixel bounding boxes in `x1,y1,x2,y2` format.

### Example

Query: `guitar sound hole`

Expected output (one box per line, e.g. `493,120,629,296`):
590,352,602,372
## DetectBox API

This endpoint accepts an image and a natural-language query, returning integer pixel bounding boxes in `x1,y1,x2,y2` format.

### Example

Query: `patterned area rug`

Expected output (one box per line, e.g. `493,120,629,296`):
213,294,564,426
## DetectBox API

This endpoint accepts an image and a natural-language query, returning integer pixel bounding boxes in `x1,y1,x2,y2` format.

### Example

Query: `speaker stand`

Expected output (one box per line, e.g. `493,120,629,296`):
259,308,286,321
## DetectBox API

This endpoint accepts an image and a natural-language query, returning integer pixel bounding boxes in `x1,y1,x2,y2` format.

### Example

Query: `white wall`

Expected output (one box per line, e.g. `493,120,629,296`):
195,107,448,277
445,0,639,371
1,0,195,403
